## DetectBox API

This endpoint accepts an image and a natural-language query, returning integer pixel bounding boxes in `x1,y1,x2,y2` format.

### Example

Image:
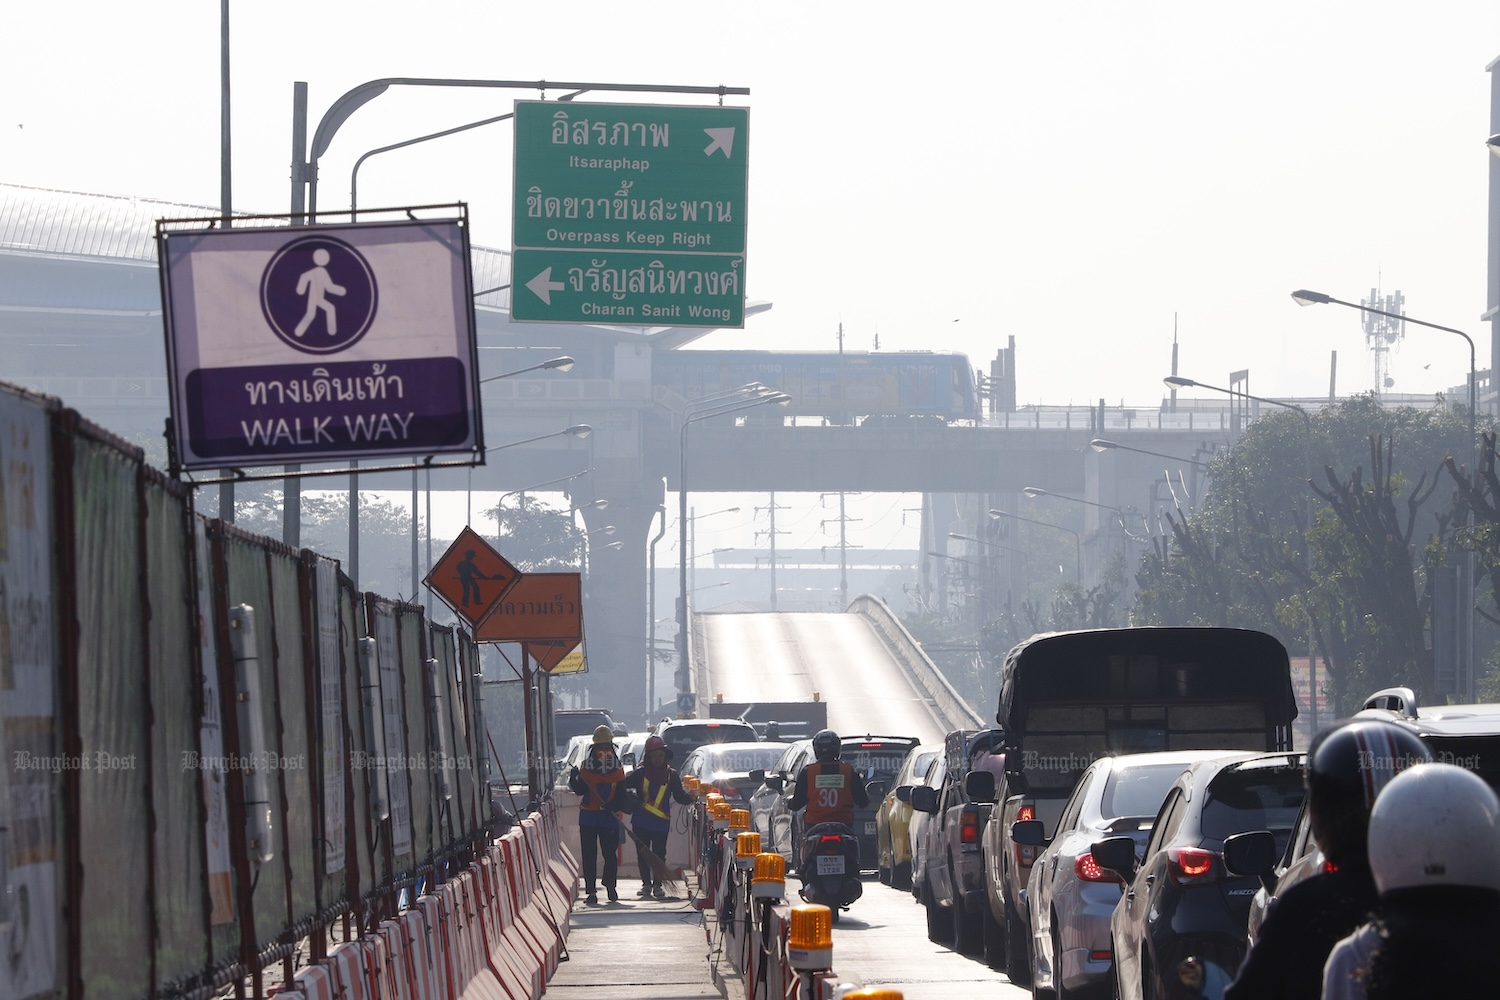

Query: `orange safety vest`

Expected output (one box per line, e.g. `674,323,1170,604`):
803,761,856,826
578,766,625,811
640,777,671,820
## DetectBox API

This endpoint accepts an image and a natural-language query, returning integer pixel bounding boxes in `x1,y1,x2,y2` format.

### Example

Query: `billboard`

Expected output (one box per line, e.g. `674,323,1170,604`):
158,214,481,471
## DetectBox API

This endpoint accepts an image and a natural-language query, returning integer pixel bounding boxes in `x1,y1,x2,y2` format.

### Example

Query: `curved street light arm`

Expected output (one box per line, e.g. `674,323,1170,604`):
480,356,575,384
309,77,751,212
988,509,1082,584
352,111,515,219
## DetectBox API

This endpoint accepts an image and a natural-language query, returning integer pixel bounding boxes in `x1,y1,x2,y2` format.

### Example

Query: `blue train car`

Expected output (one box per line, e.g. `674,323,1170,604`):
653,349,979,422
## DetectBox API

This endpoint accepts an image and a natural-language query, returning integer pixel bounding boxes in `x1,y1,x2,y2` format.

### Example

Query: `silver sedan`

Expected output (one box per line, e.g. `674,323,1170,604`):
1021,750,1248,999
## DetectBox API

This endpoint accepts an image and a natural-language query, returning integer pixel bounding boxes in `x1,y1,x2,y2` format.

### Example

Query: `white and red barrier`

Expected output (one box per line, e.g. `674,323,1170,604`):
269,800,578,1000
703,826,875,1000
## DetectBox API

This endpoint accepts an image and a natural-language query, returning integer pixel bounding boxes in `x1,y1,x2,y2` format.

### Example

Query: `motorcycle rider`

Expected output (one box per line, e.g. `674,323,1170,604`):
1224,719,1431,1000
1323,761,1500,999
788,729,869,870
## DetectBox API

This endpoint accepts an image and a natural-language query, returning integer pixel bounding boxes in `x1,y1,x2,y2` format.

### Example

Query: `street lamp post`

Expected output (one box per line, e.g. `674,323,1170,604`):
1167,373,1319,727
988,509,1082,584
687,507,740,590
1022,486,1146,530
485,467,593,538
1091,437,1215,515
1292,290,1480,701
676,388,789,696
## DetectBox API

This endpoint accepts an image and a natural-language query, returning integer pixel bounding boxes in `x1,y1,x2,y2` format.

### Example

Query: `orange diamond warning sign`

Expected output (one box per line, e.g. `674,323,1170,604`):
527,638,584,674
425,527,522,628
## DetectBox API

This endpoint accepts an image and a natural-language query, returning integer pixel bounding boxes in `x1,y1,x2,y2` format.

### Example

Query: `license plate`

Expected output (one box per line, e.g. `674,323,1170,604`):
864,821,876,836
815,855,846,876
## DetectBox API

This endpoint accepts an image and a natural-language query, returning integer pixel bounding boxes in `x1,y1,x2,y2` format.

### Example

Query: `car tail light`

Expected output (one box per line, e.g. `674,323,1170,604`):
1167,847,1220,885
1015,803,1038,867
960,808,980,844
1074,852,1119,883
1322,859,1338,873
1089,949,1112,962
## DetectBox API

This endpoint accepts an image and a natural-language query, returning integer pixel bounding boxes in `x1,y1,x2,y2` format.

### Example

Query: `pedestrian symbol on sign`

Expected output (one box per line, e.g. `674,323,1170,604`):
260,234,378,354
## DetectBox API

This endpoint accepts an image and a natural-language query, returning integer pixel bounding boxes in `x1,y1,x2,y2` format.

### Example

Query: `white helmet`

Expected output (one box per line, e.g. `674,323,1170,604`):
1368,762,1500,894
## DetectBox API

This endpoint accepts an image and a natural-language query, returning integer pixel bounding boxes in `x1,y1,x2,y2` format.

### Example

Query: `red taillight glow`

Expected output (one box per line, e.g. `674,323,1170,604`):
1167,847,1218,884
820,834,843,844
1014,803,1038,867
1322,860,1338,873
960,808,979,844
1088,950,1112,962
1074,852,1118,883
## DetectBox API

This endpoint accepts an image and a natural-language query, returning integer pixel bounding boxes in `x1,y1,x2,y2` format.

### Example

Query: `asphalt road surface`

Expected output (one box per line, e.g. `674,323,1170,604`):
698,612,957,743
797,874,1029,1000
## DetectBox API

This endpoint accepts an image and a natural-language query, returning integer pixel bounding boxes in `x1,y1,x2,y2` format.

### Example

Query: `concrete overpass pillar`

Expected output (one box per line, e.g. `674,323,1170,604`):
568,472,663,726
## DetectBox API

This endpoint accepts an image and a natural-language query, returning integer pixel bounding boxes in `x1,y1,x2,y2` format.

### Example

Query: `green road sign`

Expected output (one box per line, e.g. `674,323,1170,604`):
511,248,744,326
512,100,749,327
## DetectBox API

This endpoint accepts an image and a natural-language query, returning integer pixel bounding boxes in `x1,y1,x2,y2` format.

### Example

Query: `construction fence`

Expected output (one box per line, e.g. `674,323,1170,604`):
0,380,539,1000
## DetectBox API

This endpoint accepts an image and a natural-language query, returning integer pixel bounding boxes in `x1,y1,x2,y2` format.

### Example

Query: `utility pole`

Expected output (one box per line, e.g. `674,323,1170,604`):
820,495,860,610
755,492,789,610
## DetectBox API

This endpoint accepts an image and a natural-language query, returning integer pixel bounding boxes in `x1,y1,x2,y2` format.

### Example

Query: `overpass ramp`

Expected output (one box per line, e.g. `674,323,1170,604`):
693,596,984,744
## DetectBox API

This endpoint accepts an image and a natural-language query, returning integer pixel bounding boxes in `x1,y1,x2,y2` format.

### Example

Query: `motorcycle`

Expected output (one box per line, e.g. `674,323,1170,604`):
798,821,863,922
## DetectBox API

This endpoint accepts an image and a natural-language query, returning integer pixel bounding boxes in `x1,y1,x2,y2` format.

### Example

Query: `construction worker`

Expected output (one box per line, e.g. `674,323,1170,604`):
788,729,868,868
622,734,692,898
568,725,628,904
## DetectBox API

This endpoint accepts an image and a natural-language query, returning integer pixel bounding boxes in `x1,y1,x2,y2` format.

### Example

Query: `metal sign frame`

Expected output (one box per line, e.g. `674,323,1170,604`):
156,204,484,482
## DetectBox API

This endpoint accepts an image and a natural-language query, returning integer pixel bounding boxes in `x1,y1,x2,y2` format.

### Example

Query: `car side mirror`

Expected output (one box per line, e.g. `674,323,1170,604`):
765,774,785,792
1223,830,1280,894
1010,819,1047,847
1004,769,1030,796
895,784,913,804
910,785,940,814
965,770,996,803
748,768,766,784
866,779,889,801
1091,836,1139,881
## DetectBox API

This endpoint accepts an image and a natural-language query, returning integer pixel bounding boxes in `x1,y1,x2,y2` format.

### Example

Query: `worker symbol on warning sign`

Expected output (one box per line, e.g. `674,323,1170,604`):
425,527,522,628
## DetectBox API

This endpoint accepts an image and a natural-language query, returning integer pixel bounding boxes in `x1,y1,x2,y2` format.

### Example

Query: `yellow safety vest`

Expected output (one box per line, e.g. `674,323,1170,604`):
641,777,670,820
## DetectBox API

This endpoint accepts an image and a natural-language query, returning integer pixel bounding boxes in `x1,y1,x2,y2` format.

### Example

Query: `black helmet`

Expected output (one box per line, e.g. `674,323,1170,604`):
1305,718,1431,862
813,729,841,763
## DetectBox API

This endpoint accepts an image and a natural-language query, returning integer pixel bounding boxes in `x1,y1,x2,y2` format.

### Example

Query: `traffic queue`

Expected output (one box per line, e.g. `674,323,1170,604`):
860,628,1500,1000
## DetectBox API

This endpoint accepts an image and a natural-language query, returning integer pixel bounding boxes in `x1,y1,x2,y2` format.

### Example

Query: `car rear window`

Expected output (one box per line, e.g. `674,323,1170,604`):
705,746,786,774
1420,735,1500,793
845,741,918,781
1200,764,1305,843
1100,762,1195,820
555,711,612,744
661,722,757,762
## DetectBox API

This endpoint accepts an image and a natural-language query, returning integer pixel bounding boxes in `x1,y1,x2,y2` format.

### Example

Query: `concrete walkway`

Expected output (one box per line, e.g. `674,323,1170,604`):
544,880,734,1000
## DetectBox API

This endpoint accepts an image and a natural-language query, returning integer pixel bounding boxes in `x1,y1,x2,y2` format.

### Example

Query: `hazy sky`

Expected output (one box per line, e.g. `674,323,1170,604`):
7,1,1500,408
6,3,1500,577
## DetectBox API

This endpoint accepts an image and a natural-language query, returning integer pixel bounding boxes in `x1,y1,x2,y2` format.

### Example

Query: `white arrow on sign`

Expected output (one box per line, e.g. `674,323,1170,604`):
703,127,736,159
526,267,566,305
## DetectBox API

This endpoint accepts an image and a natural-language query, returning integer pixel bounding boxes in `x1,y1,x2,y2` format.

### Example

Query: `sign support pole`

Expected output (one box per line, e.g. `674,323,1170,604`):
523,654,539,806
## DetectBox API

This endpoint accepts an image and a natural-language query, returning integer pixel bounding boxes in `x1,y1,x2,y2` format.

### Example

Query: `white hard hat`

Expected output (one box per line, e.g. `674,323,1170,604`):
1368,762,1500,894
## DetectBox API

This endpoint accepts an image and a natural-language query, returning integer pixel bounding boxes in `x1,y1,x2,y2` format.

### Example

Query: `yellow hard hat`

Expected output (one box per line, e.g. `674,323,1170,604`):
592,725,615,745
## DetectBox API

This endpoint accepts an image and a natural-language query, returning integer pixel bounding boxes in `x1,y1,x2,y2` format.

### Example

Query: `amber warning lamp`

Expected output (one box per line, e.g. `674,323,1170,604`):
786,904,833,970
